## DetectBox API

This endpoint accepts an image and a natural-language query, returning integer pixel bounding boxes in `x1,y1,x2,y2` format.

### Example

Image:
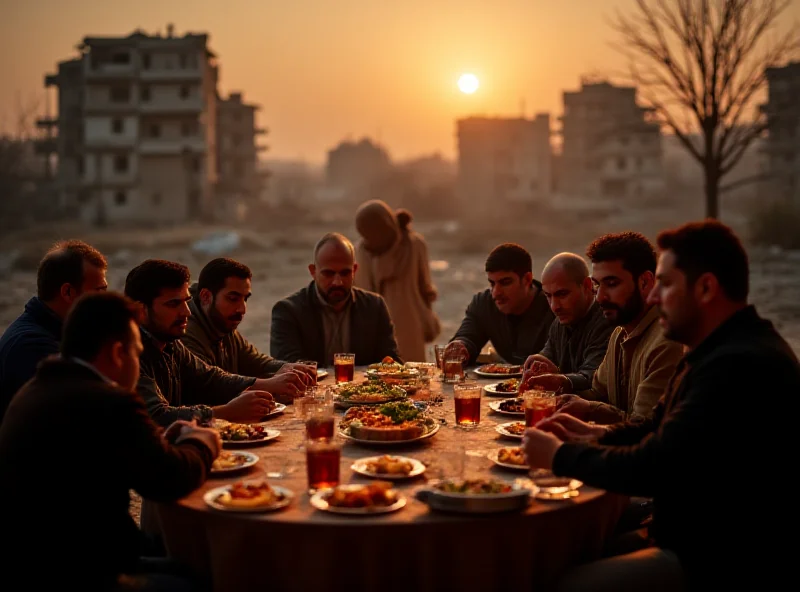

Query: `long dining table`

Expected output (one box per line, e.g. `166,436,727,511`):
157,367,628,592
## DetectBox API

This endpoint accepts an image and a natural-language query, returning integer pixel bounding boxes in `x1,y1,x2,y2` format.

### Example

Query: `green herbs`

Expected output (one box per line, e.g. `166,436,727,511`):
378,401,420,424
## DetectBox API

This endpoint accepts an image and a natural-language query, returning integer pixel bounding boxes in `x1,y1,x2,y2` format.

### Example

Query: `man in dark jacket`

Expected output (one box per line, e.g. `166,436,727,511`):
446,243,554,366
270,233,401,366
522,221,800,591
0,291,220,591
183,258,313,400
0,240,107,422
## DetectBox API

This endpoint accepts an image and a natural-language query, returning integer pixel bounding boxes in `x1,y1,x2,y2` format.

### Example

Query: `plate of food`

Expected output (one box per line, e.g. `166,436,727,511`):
495,421,526,440
204,479,293,512
474,364,523,378
310,481,406,515
416,478,532,514
351,455,426,480
210,450,260,475
365,357,421,381
331,381,408,408
483,378,521,396
488,397,525,416
338,400,439,445
488,447,529,470
529,469,583,500
213,420,282,446
316,368,329,381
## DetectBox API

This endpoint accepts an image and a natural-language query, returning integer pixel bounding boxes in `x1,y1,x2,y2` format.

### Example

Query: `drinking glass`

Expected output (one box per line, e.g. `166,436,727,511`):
305,437,342,494
305,400,335,439
333,353,355,383
443,356,465,384
297,360,318,388
524,390,557,427
453,380,482,428
433,345,447,379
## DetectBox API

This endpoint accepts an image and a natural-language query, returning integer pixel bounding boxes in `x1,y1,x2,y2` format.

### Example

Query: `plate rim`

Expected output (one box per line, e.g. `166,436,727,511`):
203,482,294,512
338,419,440,446
210,450,260,474
495,421,525,439
350,455,427,479
310,486,407,514
419,477,533,499
474,365,523,378
487,448,530,471
488,398,525,416
221,428,282,446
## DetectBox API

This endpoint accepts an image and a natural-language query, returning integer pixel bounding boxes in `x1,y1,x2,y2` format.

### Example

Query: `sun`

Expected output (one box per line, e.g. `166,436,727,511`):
457,73,479,94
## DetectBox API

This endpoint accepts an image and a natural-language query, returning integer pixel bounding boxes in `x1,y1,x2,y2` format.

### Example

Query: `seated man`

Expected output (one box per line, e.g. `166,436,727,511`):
446,243,554,366
270,232,401,366
0,291,220,591
556,232,684,423
522,221,800,591
0,240,107,422
183,257,314,392
125,259,292,428
521,253,613,393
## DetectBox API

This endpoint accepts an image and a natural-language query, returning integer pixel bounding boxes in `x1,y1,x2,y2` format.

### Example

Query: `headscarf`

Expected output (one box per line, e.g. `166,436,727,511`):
355,199,414,287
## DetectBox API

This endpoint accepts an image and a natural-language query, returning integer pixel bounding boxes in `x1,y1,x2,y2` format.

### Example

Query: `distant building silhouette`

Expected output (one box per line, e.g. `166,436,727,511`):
325,138,391,194
456,115,552,214
559,80,664,199
761,62,800,204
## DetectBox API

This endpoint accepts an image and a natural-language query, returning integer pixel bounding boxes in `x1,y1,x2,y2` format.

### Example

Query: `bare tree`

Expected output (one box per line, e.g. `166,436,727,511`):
612,0,800,218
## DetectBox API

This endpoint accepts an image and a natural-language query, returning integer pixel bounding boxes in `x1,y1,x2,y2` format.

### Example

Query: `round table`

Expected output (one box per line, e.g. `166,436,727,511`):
158,369,627,592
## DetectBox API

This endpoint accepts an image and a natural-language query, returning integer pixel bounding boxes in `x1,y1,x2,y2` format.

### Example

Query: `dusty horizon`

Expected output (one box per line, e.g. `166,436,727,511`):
3,0,799,163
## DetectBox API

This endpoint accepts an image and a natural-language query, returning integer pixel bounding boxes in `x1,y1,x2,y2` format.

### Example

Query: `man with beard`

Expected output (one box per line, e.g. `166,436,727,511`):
555,232,684,423
0,291,219,591
0,240,108,423
270,233,401,366
125,259,280,428
520,253,613,393
445,243,553,366
522,221,800,591
183,258,313,400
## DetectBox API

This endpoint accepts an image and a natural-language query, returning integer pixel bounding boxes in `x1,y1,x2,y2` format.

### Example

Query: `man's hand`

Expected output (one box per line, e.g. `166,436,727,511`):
277,363,315,385
162,419,197,444
521,427,563,470
443,341,469,364
175,424,223,459
253,373,306,404
523,373,571,394
216,390,275,423
522,354,558,377
536,412,609,442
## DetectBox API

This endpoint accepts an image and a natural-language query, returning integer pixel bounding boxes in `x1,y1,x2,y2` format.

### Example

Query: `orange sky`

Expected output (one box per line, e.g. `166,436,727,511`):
2,0,799,162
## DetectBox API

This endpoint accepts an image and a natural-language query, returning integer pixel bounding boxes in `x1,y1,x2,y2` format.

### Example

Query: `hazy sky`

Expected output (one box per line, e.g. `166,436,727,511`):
3,0,799,162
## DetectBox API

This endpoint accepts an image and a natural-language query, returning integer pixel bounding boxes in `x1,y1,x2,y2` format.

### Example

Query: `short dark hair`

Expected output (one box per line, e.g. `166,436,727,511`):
656,220,749,302
37,240,107,301
485,243,532,277
124,259,190,307
197,258,252,297
586,231,657,279
313,232,355,262
61,292,139,361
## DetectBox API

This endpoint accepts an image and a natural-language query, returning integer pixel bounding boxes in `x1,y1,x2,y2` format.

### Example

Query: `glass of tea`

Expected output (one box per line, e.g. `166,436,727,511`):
433,345,447,379
524,390,556,427
305,401,335,439
443,356,465,384
453,380,482,428
305,436,341,494
333,353,355,383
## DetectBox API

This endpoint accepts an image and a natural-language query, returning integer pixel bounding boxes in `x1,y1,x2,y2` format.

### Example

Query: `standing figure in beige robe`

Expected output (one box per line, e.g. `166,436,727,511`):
354,200,441,362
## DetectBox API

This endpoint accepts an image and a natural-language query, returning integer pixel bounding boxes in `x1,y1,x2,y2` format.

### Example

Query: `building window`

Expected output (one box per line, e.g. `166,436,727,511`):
111,52,130,65
181,121,196,137
179,53,188,69
140,85,151,101
111,118,124,134
192,156,202,172
142,53,151,69
77,156,84,176
109,86,130,103
114,155,128,173
152,192,162,205
180,85,190,99
114,190,127,205
617,156,626,170
149,124,161,138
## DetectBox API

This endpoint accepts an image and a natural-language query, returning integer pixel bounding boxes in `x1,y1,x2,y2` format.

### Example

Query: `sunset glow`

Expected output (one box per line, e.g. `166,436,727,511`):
457,73,479,94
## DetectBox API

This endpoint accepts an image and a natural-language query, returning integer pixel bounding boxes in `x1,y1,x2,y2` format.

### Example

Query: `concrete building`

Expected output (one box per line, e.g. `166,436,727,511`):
761,62,800,204
456,115,552,214
559,80,663,199
325,138,391,194
38,25,219,225
216,92,267,213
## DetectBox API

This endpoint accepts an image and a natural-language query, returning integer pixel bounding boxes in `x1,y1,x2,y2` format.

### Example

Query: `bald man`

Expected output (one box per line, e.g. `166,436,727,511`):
521,252,613,393
270,232,401,366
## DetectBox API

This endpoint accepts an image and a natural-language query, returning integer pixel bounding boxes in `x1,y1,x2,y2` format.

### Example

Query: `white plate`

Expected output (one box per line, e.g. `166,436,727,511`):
483,382,521,397
350,455,427,480
203,482,293,512
473,366,522,378
214,420,282,446
488,398,525,416
529,471,584,500
310,485,406,515
487,449,530,471
317,369,329,380
339,420,440,446
210,451,260,475
263,403,287,419
495,422,526,440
